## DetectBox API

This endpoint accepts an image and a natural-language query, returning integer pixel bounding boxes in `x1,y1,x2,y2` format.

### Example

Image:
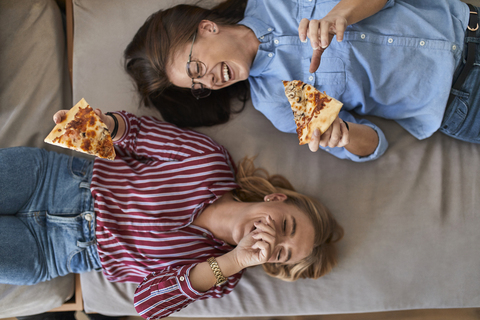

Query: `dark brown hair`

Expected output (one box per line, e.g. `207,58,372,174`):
124,0,249,128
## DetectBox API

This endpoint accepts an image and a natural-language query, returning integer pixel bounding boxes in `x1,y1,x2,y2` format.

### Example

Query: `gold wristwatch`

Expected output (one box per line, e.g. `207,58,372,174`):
207,257,227,286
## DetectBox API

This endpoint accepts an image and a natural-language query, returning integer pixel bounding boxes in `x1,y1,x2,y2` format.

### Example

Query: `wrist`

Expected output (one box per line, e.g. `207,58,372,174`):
105,112,119,140
216,251,245,275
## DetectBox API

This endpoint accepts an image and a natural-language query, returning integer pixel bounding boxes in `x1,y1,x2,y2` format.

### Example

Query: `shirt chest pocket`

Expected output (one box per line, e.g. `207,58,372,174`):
302,57,346,99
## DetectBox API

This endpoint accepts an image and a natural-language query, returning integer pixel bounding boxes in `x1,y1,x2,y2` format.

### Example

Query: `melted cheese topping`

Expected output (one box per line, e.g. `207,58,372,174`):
283,80,340,144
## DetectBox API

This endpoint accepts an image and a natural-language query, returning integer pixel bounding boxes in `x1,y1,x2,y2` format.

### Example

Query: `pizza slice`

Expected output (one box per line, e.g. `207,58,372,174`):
44,98,116,160
283,80,343,145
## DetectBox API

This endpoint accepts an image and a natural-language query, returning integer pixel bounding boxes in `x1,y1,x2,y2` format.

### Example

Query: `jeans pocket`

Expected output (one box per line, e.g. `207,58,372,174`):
440,89,470,135
69,156,93,179
68,248,87,273
46,211,98,275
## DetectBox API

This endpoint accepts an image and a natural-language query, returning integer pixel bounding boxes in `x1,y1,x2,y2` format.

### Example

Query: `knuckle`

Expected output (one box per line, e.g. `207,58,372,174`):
330,135,339,142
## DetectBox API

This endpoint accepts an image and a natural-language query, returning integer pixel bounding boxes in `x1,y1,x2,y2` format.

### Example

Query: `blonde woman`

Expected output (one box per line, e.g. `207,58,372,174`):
0,109,343,319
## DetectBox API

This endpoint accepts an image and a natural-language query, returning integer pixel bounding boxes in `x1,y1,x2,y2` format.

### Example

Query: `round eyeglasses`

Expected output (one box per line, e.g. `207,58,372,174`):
186,32,211,99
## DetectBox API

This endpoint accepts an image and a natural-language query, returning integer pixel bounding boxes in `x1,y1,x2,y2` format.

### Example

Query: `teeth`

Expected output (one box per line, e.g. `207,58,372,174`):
223,63,230,81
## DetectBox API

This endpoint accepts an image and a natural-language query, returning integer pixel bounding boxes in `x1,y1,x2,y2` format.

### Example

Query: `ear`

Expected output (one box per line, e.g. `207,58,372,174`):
198,20,218,36
264,193,288,202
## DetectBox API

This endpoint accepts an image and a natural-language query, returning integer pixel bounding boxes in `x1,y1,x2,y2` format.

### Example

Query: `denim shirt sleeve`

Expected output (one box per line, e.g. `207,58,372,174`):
318,110,388,162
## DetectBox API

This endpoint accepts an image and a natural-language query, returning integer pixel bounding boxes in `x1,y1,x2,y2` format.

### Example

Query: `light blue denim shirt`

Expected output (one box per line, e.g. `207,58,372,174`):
239,0,469,161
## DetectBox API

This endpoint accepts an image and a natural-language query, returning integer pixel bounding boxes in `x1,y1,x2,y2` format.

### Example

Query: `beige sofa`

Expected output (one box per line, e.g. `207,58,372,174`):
1,0,480,318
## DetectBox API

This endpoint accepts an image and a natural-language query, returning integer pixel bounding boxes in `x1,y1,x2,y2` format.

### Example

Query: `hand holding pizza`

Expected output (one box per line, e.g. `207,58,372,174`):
308,116,350,152
46,99,116,160
298,15,347,73
53,108,114,132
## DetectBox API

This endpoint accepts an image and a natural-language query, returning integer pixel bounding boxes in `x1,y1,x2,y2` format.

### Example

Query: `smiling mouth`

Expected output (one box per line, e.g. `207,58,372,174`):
222,62,231,82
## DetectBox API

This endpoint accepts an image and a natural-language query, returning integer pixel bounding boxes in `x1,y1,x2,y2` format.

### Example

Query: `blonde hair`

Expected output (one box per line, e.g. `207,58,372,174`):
234,158,344,281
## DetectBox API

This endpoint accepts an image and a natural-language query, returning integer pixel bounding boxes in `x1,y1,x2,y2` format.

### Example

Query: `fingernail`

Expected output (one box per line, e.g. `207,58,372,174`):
301,38,308,43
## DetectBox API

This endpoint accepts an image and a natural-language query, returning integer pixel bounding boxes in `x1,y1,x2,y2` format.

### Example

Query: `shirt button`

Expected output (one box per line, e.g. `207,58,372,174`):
85,214,92,221
267,28,272,32
268,53,273,57
202,232,207,237
452,45,457,50
388,38,393,43
259,36,264,40
361,34,366,39
308,76,314,81
274,39,279,44
179,276,185,281
420,41,425,46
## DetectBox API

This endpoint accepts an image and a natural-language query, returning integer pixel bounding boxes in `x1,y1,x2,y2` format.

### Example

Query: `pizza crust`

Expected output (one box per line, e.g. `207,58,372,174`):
283,80,343,145
44,98,115,160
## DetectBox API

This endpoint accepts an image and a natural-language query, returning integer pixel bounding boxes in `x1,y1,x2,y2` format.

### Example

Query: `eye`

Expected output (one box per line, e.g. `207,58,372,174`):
283,219,286,234
277,248,283,261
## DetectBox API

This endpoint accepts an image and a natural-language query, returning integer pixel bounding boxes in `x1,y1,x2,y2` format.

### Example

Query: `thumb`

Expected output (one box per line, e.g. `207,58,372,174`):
53,110,68,124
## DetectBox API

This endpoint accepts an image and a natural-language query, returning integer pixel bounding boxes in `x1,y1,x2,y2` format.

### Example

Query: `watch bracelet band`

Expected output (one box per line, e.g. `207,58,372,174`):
207,257,227,286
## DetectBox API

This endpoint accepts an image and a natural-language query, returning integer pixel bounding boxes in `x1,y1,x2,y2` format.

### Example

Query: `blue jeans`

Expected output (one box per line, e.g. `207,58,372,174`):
0,147,101,285
440,6,480,142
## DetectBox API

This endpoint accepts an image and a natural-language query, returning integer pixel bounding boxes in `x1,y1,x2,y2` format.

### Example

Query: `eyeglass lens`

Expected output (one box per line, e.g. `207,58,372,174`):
191,82,211,98
187,61,207,79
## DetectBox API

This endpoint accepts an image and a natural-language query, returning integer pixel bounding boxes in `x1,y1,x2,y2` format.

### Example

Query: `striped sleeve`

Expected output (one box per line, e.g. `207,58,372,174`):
134,265,243,319
113,111,227,162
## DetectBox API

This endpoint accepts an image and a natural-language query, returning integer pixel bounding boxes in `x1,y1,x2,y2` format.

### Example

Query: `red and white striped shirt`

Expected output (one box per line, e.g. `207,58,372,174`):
90,111,243,319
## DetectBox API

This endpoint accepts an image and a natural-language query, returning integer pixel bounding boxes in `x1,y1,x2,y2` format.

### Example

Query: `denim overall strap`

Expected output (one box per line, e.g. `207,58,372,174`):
440,5,480,143
447,4,478,106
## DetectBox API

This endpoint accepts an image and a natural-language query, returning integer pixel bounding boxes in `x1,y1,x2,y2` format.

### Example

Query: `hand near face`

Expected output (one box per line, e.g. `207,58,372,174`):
232,216,277,269
298,15,347,73
308,116,350,152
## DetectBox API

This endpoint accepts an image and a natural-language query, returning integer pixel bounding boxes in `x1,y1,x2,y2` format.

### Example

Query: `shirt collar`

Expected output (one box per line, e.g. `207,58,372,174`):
238,17,275,77
239,16,274,39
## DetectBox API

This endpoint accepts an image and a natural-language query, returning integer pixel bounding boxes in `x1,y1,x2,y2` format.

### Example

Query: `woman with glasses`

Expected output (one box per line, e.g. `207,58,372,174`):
0,109,343,319
124,0,480,162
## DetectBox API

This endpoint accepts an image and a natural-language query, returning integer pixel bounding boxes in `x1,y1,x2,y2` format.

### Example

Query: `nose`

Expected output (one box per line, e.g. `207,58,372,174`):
197,72,216,89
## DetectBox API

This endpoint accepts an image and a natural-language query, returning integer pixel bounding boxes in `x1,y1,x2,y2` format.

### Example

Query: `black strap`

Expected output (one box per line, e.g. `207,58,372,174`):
447,4,478,106
105,112,119,139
